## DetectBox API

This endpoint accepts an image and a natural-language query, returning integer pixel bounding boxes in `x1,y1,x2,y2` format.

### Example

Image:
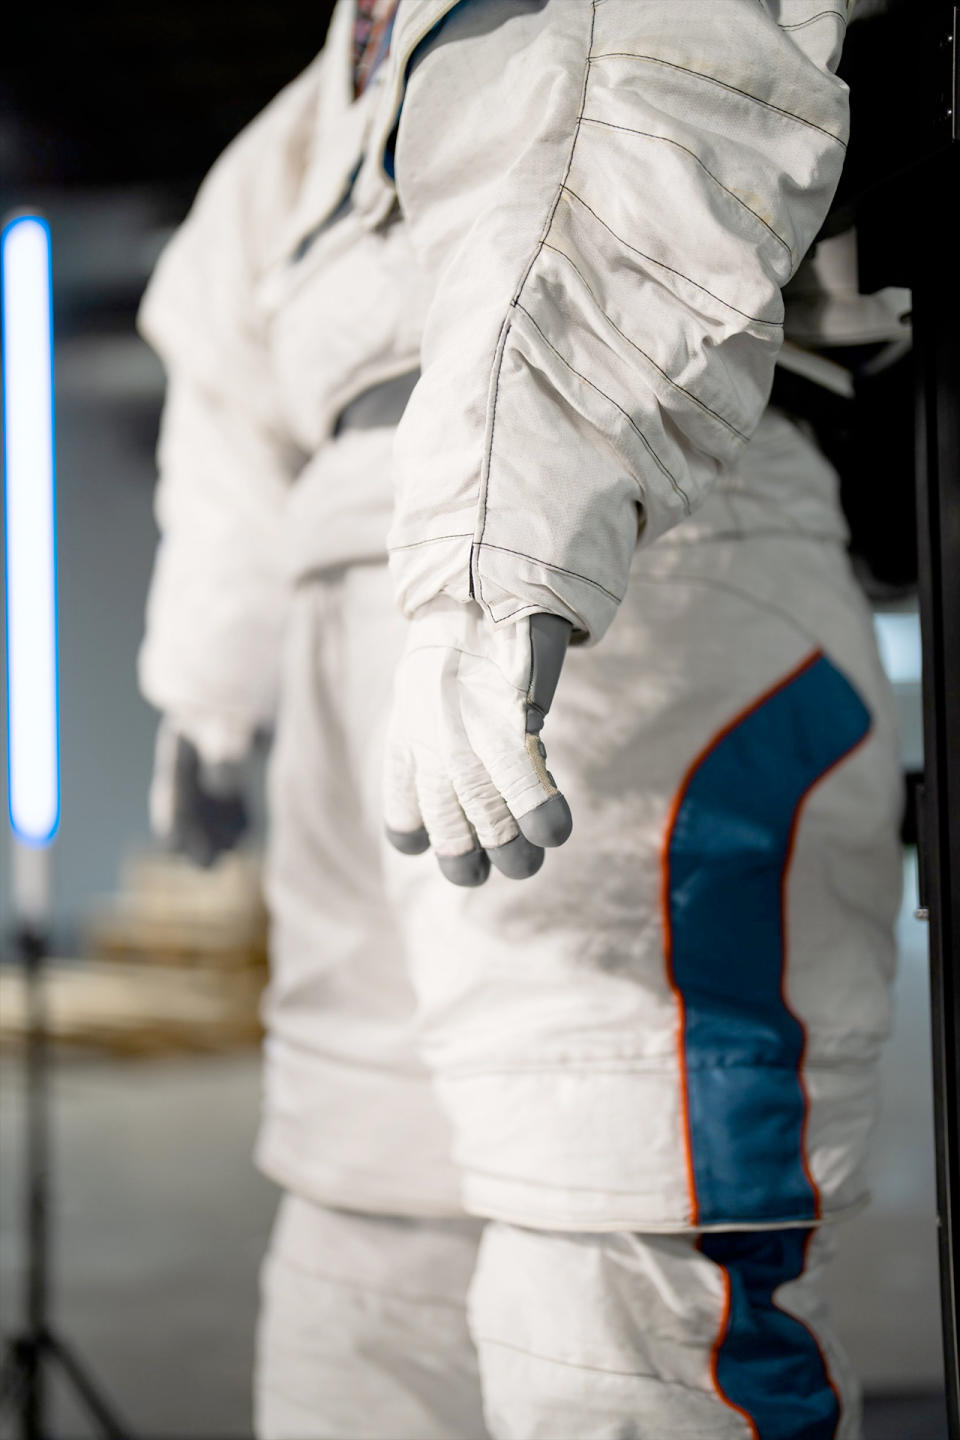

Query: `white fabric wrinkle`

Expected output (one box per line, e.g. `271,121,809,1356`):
385,0,849,640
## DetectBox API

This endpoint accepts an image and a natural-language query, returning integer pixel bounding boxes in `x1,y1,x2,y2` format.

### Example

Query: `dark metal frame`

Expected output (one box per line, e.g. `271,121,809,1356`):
914,145,960,1437
853,3,960,1430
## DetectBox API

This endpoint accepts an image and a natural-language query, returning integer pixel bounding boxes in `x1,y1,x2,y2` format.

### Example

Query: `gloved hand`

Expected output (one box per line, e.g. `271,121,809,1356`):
384,599,573,886
149,718,249,868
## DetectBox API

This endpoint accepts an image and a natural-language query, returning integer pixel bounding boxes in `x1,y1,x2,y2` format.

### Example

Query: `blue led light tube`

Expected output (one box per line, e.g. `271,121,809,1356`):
3,215,60,847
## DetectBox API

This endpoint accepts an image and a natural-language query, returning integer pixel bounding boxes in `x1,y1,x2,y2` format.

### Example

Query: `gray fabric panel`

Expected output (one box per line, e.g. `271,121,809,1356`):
334,371,421,435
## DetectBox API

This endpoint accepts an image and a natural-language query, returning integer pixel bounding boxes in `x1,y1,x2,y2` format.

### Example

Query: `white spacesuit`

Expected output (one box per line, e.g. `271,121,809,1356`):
140,2,903,1436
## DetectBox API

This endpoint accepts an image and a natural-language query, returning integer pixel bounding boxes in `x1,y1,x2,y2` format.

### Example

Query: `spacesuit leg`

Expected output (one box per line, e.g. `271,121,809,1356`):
390,470,900,1433
255,564,463,1220
253,559,489,1436
468,1222,858,1440
394,526,903,1234
255,1194,488,1440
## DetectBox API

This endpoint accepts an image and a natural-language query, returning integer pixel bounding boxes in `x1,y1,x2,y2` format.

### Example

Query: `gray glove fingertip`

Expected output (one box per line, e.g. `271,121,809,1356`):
518,793,573,849
386,826,431,856
438,850,491,887
487,833,545,880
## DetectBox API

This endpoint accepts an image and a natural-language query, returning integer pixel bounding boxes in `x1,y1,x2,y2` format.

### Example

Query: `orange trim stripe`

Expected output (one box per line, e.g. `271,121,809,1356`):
705,1251,760,1440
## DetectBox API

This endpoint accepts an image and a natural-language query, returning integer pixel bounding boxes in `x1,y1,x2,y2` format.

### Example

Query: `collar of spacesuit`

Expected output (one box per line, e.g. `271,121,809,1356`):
349,0,466,212
265,0,464,272
353,0,401,97
263,0,372,271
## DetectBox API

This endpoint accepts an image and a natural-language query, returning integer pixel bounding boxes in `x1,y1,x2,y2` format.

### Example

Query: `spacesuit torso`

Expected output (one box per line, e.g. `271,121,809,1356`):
138,0,878,756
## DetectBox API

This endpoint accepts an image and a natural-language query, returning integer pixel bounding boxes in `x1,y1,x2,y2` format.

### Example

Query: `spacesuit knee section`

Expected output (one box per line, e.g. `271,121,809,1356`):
255,1195,487,1440
467,1221,858,1440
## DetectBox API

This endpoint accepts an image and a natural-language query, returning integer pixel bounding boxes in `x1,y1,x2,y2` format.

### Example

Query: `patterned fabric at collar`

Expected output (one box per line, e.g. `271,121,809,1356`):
353,0,400,98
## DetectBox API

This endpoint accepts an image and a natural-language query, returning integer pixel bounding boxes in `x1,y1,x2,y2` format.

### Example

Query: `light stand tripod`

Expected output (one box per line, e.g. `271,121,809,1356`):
0,914,131,1440
0,213,132,1439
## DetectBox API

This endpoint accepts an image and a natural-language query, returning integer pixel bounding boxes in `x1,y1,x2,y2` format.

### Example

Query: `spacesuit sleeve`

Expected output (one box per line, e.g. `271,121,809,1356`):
387,0,852,641
138,378,295,761
136,58,325,759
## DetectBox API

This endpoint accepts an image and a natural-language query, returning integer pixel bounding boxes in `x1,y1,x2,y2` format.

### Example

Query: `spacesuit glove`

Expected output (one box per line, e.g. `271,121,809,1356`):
149,718,249,869
384,598,573,887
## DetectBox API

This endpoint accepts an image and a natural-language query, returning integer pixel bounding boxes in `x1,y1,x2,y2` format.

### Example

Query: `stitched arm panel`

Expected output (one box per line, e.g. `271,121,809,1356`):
389,0,850,641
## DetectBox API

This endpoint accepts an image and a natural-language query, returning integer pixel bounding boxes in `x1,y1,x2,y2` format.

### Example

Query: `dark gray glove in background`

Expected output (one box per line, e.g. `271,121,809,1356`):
150,720,249,868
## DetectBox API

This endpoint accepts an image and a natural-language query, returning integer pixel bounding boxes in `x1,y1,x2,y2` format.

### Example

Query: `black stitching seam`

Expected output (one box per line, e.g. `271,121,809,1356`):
515,300,691,514
474,0,598,615
540,240,749,442
390,532,473,552
470,1336,720,1389
472,315,511,606
579,115,793,262
595,0,847,32
593,0,847,29
780,9,847,32
386,531,621,609
590,52,847,148
478,540,622,604
563,185,782,328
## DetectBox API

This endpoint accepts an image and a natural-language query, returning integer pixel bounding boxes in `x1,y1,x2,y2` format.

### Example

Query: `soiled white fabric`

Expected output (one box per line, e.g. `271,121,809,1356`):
255,1195,487,1440
469,1223,860,1440
374,0,854,638
255,1197,860,1440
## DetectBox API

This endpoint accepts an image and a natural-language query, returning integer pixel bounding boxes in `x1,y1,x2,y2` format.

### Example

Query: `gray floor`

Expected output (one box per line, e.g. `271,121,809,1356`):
0,1052,275,1438
863,1395,949,1440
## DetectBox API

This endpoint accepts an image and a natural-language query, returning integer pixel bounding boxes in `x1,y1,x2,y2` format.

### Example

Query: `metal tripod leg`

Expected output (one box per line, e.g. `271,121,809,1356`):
0,927,134,1440
45,1331,132,1439
0,1330,132,1440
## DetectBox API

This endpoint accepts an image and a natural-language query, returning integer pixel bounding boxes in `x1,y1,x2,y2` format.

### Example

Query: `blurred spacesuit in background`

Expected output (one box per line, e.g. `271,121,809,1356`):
139,1,903,1435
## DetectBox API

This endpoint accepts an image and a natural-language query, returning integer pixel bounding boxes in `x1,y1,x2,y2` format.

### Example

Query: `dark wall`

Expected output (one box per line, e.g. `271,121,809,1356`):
3,2,336,201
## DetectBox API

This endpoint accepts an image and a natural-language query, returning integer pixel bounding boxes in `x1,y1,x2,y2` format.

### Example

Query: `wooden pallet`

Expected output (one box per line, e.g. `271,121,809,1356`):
0,851,270,1055
84,850,269,971
0,959,266,1056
